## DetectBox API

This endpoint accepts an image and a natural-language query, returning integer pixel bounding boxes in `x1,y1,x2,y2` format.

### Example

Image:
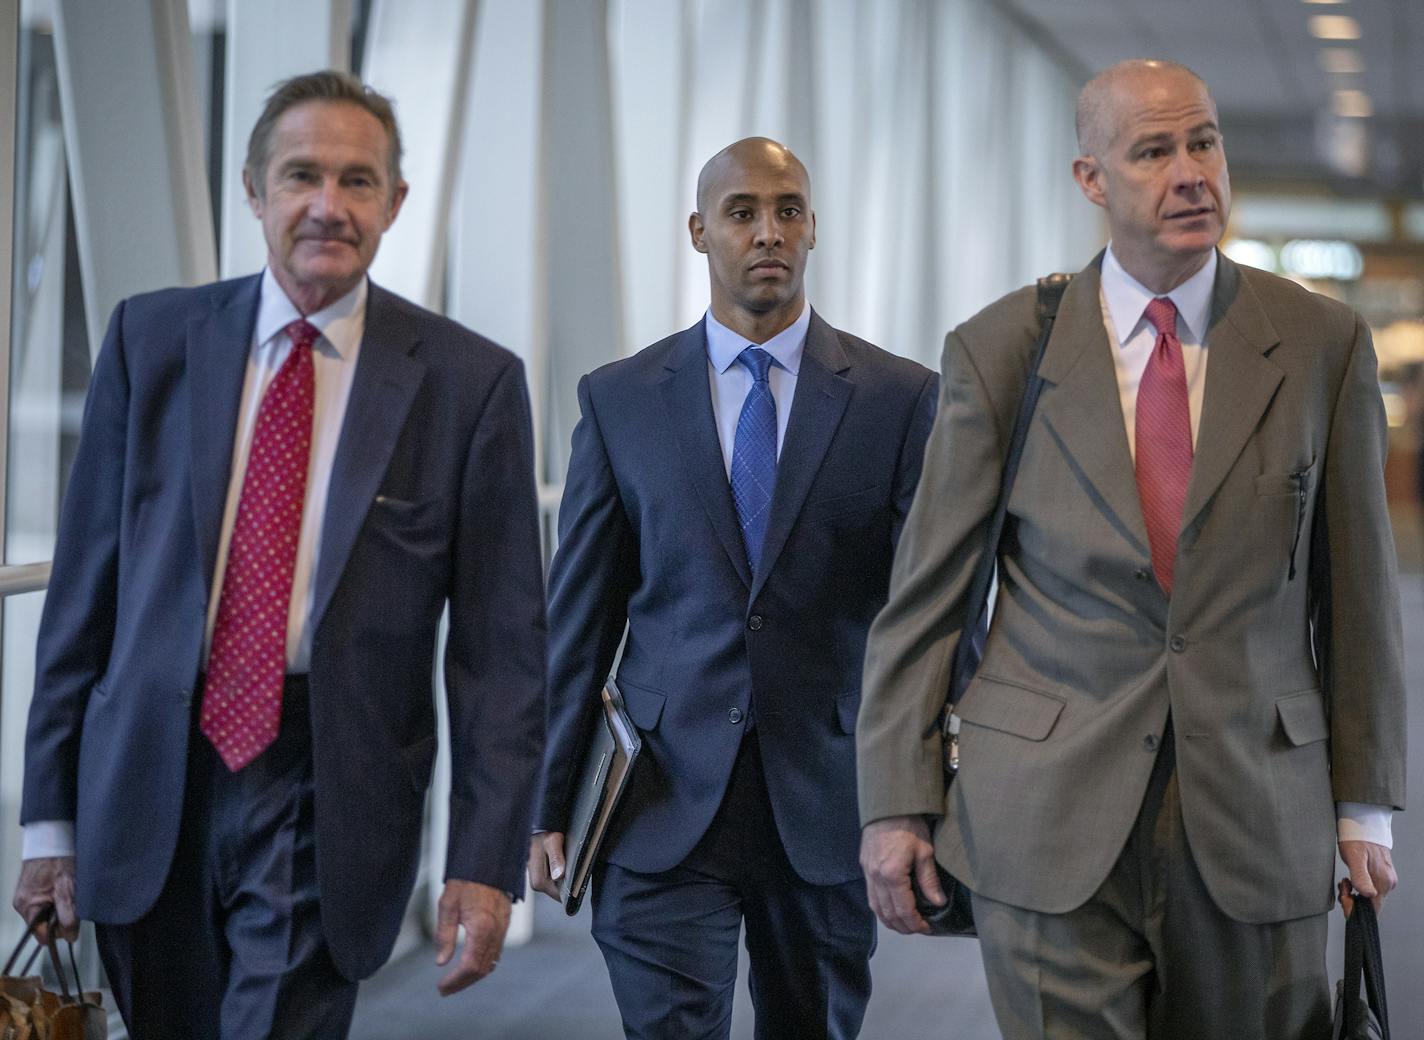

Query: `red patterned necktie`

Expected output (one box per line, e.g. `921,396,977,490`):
200,319,319,771
1135,297,1193,596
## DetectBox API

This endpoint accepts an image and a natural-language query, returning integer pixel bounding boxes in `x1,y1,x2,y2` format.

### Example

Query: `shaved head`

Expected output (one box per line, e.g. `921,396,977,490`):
1075,59,1213,156
695,137,810,214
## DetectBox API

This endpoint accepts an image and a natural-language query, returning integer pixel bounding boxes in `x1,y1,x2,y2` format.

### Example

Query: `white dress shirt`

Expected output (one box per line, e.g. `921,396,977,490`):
1099,244,1391,850
23,270,366,861
704,303,810,475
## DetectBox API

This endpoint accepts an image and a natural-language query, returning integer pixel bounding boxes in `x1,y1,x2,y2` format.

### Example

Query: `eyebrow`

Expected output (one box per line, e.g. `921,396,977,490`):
720,191,807,207
1128,121,1220,150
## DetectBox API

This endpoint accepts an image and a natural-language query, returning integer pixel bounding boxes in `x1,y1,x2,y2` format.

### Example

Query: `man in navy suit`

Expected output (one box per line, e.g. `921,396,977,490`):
529,138,937,1039
12,71,546,1038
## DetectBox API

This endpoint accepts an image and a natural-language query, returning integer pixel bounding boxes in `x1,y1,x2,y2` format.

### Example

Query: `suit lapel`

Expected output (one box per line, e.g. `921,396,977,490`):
309,284,427,631
1035,259,1151,552
749,312,851,602
188,275,262,597
1180,257,1283,534
658,321,753,589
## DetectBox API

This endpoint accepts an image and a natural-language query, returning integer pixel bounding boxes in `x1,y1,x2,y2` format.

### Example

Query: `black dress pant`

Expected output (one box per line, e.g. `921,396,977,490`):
591,732,876,1040
97,678,358,1040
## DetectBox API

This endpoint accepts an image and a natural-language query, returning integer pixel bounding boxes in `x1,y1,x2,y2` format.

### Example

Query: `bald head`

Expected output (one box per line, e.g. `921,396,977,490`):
696,137,810,214
1076,59,1213,156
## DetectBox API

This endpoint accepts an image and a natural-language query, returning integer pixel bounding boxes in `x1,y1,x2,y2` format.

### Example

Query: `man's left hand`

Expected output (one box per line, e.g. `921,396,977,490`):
1338,840,1396,916
434,880,512,995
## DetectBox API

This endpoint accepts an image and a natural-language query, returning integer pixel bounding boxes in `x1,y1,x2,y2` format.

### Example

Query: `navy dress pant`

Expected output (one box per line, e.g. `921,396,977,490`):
96,678,358,1040
591,732,876,1040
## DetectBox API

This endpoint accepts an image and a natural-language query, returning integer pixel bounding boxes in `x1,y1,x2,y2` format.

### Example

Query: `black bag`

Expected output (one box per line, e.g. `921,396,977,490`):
912,273,1071,937
1331,895,1389,1040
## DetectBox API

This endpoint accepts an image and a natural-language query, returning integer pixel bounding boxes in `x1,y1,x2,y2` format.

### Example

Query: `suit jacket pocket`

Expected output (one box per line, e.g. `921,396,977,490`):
803,484,885,523
616,678,666,731
398,734,439,792
955,675,1065,742
1276,689,1328,746
371,494,442,530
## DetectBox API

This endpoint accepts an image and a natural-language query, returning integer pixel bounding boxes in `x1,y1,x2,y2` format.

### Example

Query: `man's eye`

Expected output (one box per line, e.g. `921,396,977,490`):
1190,138,1216,152
730,209,752,220
781,207,801,218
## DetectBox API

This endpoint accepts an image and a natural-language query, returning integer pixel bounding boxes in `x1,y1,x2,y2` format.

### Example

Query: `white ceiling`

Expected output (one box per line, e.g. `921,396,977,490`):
999,0,1424,194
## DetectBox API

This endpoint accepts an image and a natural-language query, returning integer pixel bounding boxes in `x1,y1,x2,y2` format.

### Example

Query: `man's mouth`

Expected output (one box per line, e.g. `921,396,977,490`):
1165,206,1214,220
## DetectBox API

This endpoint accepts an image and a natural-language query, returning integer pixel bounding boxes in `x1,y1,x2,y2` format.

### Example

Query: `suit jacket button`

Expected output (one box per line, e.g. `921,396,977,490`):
1169,635,1186,653
747,615,763,631
1134,567,1151,582
1143,734,1159,751
728,707,744,724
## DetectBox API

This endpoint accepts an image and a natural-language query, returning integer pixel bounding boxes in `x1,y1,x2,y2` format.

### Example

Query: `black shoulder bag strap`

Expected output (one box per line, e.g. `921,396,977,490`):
940,273,1071,775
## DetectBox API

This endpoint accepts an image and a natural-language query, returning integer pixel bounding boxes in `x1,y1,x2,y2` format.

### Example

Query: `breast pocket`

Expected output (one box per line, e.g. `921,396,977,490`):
1254,459,1315,580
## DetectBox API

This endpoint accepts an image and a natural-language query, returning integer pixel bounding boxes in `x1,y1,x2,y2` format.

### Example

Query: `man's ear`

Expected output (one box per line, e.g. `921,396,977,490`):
242,168,264,217
808,209,816,250
688,212,708,254
1072,155,1107,209
384,180,410,229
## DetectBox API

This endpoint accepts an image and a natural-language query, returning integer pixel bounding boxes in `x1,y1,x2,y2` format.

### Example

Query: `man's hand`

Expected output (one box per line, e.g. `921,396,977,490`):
860,815,942,935
528,832,566,902
434,880,511,996
1338,840,1397,916
12,857,79,943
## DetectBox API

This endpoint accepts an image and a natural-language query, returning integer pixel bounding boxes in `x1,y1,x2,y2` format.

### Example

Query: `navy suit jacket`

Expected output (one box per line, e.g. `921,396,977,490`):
20,275,547,981
537,311,936,886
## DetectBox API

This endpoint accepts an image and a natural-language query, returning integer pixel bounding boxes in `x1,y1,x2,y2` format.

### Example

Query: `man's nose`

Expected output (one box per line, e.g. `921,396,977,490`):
308,177,343,219
753,214,784,248
1170,150,1206,192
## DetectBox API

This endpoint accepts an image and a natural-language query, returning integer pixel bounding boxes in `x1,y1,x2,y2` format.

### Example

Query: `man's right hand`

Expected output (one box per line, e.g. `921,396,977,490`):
860,815,942,935
528,832,567,901
12,856,79,942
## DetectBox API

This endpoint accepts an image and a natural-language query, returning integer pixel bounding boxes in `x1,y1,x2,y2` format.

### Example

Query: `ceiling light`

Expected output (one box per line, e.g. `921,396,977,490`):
1309,14,1361,39
1332,89,1373,118
1319,48,1364,74
1302,0,1345,5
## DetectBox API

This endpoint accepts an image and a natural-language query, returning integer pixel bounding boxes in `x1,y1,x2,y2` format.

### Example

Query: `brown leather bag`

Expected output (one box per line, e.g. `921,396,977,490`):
0,916,106,1040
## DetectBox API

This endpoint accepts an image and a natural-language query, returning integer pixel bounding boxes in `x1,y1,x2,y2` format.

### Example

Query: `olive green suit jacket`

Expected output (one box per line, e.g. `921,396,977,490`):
858,252,1406,924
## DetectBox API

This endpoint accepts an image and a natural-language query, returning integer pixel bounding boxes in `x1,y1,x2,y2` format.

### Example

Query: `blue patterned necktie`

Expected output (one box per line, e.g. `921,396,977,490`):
731,346,778,571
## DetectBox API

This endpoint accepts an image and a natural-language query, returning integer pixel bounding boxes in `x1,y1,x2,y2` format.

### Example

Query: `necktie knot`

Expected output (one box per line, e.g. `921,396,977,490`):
737,346,774,384
1144,297,1177,338
286,319,321,351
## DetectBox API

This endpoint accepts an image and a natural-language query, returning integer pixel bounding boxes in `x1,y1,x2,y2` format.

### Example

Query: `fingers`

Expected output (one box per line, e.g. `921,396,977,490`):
526,834,565,902
1338,841,1397,915
12,857,79,942
914,848,946,908
1338,878,1356,917
432,877,512,991
546,834,566,886
433,886,460,967
52,868,79,943
858,819,933,936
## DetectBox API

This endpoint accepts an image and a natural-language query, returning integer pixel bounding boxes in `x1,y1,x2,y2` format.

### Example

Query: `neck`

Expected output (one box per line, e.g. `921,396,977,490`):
711,295,805,345
1115,248,1211,296
270,265,359,316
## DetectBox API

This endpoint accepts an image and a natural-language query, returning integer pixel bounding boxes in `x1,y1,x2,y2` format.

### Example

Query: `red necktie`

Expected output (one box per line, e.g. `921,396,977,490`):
1135,298,1192,596
200,319,318,771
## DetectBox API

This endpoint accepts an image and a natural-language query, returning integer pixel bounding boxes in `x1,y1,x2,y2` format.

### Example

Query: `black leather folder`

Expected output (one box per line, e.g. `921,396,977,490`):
560,680,641,914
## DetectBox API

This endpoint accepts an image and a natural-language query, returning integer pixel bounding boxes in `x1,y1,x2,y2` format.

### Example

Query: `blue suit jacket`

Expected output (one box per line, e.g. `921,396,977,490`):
537,311,936,885
20,275,547,980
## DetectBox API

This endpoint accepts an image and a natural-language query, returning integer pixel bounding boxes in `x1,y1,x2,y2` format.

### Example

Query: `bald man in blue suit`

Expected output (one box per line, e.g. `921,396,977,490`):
530,138,937,1039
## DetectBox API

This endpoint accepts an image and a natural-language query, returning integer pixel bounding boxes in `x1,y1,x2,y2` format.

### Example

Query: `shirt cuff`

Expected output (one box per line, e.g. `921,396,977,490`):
1336,802,1392,848
22,820,76,860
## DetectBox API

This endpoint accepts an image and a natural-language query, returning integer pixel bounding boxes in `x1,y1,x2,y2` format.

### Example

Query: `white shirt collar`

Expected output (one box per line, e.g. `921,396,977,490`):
255,269,367,358
704,302,811,376
1101,246,1216,346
